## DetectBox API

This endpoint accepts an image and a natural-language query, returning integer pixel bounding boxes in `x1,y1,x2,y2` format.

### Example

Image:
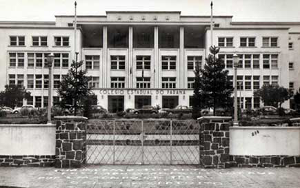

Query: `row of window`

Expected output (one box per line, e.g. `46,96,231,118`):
219,54,278,69
10,36,69,47
9,52,69,68
218,37,283,48
85,55,202,71
9,73,280,90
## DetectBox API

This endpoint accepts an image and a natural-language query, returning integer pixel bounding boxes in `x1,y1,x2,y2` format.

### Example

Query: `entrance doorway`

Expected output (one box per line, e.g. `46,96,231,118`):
162,96,178,109
135,96,151,108
108,96,124,113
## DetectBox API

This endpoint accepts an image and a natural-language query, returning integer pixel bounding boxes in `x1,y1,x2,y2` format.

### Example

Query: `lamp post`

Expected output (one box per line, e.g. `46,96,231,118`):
47,53,54,124
233,54,239,126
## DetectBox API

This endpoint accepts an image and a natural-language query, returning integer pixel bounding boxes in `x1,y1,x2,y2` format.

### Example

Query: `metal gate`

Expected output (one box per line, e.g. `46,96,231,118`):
84,119,199,165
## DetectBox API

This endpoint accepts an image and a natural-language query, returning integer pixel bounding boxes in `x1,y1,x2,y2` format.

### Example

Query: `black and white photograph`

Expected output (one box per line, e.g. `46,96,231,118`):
0,0,299,187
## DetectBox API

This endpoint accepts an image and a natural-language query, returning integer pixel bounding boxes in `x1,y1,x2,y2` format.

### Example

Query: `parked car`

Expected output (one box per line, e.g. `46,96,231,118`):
260,106,278,115
133,105,158,114
283,108,297,115
0,106,13,114
165,105,192,114
91,105,107,114
13,105,37,114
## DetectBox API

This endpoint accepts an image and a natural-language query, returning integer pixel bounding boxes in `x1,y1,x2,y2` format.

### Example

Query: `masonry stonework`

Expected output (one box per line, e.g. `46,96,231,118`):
198,116,231,168
55,120,86,168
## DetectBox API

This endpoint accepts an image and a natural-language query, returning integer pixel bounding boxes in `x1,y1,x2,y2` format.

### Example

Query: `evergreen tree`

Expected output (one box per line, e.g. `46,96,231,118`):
57,58,92,115
199,46,233,115
0,85,31,108
192,61,202,119
294,88,300,111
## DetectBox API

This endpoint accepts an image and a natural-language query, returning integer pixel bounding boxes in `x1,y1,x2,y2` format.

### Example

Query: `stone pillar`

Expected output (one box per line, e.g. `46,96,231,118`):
55,116,87,168
198,116,231,168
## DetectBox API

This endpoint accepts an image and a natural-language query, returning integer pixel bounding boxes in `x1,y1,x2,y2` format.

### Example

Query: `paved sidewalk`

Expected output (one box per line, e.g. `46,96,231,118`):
0,165,300,188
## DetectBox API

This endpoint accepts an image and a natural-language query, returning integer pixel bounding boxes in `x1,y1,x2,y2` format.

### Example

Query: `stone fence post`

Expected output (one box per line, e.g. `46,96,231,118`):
198,116,231,168
54,116,87,168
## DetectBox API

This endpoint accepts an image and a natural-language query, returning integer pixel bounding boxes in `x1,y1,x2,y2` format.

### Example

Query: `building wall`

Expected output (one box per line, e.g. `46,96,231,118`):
0,124,56,155
230,127,300,156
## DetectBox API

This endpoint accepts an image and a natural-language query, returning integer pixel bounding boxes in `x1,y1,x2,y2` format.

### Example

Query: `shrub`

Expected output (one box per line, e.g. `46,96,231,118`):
0,111,7,117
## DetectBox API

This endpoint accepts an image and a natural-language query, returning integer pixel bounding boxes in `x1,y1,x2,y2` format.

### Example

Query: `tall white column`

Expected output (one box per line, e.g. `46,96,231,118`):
179,26,185,88
102,26,108,88
128,26,133,88
154,26,159,88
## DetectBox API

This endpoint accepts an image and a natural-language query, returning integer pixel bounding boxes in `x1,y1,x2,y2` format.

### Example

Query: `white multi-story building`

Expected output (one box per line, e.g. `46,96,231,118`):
0,11,299,112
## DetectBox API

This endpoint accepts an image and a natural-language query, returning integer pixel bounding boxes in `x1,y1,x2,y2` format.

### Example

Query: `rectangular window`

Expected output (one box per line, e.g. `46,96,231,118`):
9,74,15,85
53,96,60,106
228,75,233,88
54,53,61,68
253,54,260,69
85,55,100,70
262,37,278,47
62,53,69,68
17,74,24,86
17,53,24,67
44,96,48,107
111,56,125,70
88,77,99,88
44,75,49,89
245,76,252,90
162,56,176,70
35,96,42,108
35,75,42,89
27,74,34,89
237,76,243,90
28,53,34,68
111,77,125,88
36,53,43,67
53,75,61,89
271,75,278,85
289,82,294,91
162,77,176,88
263,54,270,69
136,77,151,88
263,76,270,85
54,36,69,46
244,54,251,68
254,97,260,108
245,97,252,109
187,77,195,89
218,37,233,47
289,42,293,50
187,56,202,70
238,54,243,68
240,37,255,47
289,62,294,70
32,36,47,46
136,56,151,70
238,97,244,109
271,54,278,69
253,76,260,90
10,36,25,46
9,53,24,68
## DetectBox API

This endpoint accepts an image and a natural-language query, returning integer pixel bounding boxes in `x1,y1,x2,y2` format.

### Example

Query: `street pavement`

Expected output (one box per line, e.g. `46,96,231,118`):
0,165,300,188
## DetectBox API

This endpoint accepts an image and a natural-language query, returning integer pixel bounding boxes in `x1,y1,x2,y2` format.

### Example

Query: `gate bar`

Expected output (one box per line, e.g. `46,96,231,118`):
141,120,144,165
113,120,116,164
170,120,173,165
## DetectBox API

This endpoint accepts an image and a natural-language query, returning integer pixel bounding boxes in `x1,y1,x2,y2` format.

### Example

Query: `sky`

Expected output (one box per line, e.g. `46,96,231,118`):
0,0,299,22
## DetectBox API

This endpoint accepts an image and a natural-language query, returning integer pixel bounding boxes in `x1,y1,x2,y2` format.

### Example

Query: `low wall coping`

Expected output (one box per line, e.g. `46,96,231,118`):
0,124,55,127
290,117,300,122
54,116,88,121
197,116,232,122
230,126,300,130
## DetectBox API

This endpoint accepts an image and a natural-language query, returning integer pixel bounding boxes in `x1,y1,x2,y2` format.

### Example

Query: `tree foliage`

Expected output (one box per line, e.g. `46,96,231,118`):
195,46,233,115
294,88,300,111
192,62,202,119
57,59,92,115
0,85,31,108
254,84,291,108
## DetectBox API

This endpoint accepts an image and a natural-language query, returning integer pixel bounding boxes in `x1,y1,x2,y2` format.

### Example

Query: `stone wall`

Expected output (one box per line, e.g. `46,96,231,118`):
229,155,300,167
0,155,54,167
198,116,231,168
55,120,86,168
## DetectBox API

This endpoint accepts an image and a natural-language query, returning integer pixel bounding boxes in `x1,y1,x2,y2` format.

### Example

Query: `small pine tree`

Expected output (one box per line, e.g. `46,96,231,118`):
199,46,233,115
192,62,202,119
57,58,92,115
